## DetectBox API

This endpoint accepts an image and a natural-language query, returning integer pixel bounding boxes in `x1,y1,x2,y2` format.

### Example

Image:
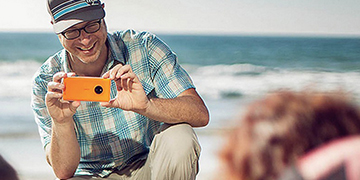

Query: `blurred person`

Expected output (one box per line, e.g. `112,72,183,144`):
31,0,209,179
220,90,360,180
0,155,19,180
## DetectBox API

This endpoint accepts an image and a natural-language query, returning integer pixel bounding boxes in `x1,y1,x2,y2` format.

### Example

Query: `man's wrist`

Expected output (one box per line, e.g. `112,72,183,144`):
133,98,153,116
52,117,74,127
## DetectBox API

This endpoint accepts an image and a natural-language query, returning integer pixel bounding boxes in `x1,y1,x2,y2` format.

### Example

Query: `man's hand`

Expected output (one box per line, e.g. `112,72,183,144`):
45,72,81,124
101,64,149,112
101,64,209,127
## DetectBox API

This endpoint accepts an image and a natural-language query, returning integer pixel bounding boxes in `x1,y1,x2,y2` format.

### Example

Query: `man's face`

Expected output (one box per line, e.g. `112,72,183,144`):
58,19,107,64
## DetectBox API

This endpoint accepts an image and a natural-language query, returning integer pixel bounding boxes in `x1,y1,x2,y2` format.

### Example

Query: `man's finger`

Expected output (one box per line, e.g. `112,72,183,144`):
47,81,64,92
52,72,66,83
110,64,124,80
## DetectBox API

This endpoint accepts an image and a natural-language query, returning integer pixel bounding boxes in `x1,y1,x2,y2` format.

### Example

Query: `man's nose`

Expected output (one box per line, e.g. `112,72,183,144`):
78,29,91,42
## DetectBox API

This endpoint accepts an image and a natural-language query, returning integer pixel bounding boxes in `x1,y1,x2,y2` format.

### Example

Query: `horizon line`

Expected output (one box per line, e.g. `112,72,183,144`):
0,28,359,38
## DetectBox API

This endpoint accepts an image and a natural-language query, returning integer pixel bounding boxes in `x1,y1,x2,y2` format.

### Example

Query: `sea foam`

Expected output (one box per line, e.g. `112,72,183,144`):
187,63,360,100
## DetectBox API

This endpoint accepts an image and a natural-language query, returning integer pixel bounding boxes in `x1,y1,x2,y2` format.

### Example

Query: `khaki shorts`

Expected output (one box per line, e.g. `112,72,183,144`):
64,123,201,180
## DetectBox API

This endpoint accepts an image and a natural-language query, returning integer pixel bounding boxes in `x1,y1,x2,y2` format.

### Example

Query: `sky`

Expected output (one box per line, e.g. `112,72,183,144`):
1,0,360,36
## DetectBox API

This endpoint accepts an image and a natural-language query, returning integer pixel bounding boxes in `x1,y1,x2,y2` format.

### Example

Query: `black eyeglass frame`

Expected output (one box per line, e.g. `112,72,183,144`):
60,19,102,40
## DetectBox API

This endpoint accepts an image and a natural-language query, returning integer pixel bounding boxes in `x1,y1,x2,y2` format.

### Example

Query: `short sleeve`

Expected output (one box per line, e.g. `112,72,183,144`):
31,71,53,148
147,35,195,98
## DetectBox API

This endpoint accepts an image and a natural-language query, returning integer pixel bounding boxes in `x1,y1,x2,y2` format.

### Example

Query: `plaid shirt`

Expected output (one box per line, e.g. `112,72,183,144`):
31,30,195,177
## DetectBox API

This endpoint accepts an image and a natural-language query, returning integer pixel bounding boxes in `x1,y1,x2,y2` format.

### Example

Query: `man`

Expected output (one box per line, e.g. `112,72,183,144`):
31,0,209,179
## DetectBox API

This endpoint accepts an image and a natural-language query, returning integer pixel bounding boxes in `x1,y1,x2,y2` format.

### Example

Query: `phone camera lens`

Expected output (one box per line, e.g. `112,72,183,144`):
94,86,103,94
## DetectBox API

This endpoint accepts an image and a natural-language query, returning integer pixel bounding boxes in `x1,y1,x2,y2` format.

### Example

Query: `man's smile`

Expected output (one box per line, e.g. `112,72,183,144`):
78,42,96,52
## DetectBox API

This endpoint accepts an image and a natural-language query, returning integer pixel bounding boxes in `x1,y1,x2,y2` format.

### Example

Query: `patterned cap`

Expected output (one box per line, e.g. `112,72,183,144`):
47,0,105,33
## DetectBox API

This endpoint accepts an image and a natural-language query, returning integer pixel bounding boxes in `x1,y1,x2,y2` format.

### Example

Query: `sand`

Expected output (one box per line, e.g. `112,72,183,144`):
0,129,225,180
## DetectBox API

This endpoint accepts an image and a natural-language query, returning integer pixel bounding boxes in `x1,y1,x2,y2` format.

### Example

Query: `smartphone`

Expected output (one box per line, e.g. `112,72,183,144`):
63,77,111,102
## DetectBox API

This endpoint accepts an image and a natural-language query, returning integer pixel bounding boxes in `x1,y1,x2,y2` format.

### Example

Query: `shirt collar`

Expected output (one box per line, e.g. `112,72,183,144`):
62,50,72,73
106,33,127,66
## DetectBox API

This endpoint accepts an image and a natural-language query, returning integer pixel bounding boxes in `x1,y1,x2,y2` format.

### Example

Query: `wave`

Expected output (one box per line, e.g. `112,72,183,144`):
185,64,360,100
1,61,360,101
0,61,41,100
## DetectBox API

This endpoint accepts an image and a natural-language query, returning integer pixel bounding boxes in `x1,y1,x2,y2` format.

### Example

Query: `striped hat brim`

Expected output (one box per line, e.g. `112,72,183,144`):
48,0,105,33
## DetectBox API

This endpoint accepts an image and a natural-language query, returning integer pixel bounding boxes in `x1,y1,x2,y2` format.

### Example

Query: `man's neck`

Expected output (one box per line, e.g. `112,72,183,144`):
69,59,106,77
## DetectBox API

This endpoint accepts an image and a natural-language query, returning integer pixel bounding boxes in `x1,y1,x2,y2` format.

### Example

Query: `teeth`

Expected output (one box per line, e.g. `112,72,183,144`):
80,44,94,51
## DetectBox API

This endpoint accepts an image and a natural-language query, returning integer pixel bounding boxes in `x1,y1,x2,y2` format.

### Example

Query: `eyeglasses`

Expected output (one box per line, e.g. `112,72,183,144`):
60,19,102,40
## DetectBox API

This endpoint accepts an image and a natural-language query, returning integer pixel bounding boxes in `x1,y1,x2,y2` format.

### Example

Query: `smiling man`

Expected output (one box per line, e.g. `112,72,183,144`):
31,0,209,179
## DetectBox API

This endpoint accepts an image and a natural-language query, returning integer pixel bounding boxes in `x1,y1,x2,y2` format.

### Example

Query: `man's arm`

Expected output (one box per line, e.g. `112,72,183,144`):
45,72,81,179
101,64,209,127
140,88,209,127
45,119,80,179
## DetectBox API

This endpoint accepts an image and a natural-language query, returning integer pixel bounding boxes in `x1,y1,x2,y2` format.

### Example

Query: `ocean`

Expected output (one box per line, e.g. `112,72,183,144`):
1,32,360,130
0,32,360,179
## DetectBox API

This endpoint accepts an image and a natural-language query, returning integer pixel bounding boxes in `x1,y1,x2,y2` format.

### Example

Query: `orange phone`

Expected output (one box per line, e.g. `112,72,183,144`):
63,77,111,102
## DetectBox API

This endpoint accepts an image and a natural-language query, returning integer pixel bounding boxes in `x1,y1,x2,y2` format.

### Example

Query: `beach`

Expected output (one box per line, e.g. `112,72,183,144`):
0,133,228,180
0,99,55,179
0,128,228,180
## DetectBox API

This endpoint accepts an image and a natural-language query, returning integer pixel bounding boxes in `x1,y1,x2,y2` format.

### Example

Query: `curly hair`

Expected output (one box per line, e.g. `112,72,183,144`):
220,90,360,180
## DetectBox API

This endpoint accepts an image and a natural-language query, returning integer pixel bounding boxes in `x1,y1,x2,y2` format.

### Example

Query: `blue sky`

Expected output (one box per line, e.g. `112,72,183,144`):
2,0,360,36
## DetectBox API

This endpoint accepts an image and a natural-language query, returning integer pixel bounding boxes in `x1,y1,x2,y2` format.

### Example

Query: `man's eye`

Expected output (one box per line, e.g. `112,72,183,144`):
65,30,78,35
87,24,98,29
